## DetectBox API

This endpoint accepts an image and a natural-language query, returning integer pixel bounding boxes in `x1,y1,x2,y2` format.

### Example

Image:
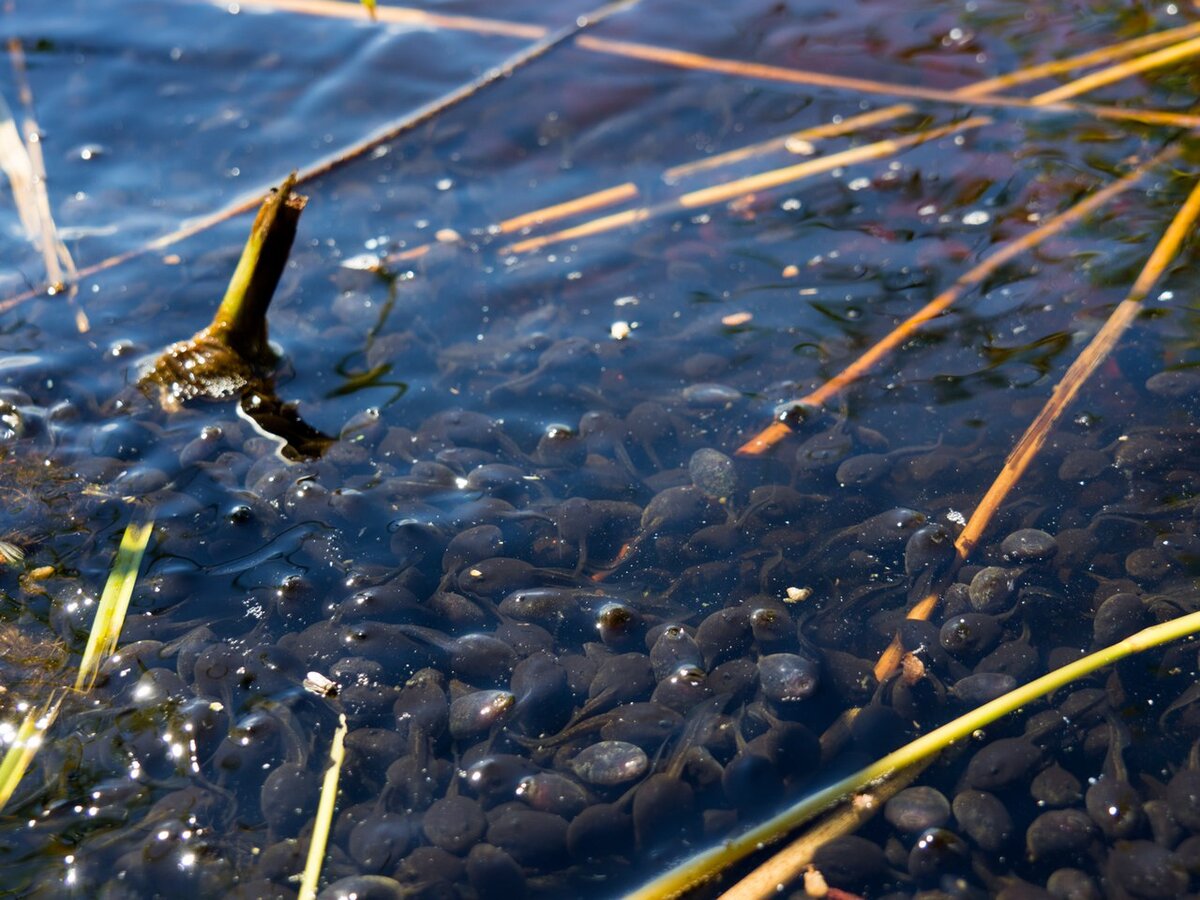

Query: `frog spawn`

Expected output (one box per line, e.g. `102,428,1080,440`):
23,355,1200,899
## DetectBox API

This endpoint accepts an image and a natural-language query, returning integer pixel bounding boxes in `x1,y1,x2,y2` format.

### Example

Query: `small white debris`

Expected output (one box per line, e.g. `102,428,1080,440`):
303,671,339,698
785,586,812,603
435,228,462,244
610,321,632,341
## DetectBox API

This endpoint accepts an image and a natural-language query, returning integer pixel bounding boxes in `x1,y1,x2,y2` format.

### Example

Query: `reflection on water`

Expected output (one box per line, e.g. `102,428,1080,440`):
0,0,1197,896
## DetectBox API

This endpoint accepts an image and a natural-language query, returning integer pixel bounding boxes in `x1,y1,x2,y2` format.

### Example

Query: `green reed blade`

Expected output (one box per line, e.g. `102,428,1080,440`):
0,691,63,812
74,516,154,693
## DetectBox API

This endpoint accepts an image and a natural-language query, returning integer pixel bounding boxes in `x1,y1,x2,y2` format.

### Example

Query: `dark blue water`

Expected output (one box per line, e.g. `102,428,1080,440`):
0,0,1197,896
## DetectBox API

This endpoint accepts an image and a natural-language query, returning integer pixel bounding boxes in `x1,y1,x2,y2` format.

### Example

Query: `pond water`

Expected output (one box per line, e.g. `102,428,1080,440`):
0,0,1198,897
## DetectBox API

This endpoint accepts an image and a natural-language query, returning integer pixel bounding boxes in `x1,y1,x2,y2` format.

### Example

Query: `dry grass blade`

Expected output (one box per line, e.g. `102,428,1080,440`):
718,759,931,900
0,0,638,314
736,144,1178,455
500,117,990,255
74,516,155,693
632,607,1200,899
0,78,83,331
298,713,348,900
6,37,79,306
869,169,1200,683
0,691,64,812
573,35,1200,129
497,182,639,233
1032,33,1200,104
224,0,547,39
669,19,1200,181
956,172,1200,561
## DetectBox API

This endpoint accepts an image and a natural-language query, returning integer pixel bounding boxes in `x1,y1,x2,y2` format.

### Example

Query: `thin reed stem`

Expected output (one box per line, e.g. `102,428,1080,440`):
631,607,1200,899
737,144,1178,455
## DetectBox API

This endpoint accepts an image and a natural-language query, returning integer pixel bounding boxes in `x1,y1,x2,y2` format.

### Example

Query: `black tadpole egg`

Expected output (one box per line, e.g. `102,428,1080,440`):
570,741,648,788
953,790,1013,852
1108,839,1188,898
951,672,1018,706
1001,528,1058,563
465,843,527,900
963,736,1042,790
633,773,696,851
449,690,516,741
423,796,487,855
907,827,969,879
884,786,951,835
1026,809,1098,861
904,523,955,578
757,652,820,705
968,566,1017,613
486,808,569,869
567,802,633,861
317,875,407,900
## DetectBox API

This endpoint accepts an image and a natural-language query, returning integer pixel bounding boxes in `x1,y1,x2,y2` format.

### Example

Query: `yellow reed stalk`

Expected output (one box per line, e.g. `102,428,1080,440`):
573,35,1200,130
298,714,348,900
498,182,639,233
500,117,989,255
1033,34,1200,104
232,0,547,39
719,759,931,900
737,143,1178,456
74,516,154,693
632,607,1200,899
957,172,1200,560
0,691,63,812
668,19,1200,180
869,169,1200,682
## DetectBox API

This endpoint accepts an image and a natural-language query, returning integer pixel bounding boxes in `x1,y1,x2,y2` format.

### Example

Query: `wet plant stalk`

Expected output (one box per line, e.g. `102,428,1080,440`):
631,607,1200,900
75,516,155,693
209,171,305,365
298,714,347,900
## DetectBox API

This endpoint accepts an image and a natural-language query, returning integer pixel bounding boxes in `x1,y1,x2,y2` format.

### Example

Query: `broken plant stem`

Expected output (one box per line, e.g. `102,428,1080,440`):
210,171,304,365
